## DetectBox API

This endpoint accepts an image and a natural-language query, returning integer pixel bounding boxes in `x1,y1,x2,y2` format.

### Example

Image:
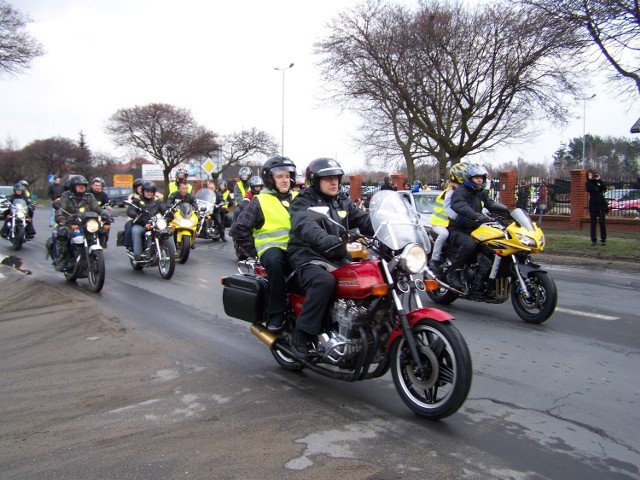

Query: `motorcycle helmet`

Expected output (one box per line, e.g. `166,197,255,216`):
295,175,306,187
218,180,228,189
305,158,344,190
133,178,144,191
449,163,467,185
92,177,105,187
141,181,157,195
13,183,24,194
69,175,88,194
238,166,252,181
19,180,29,188
175,167,188,183
260,156,296,191
249,175,264,190
463,164,488,192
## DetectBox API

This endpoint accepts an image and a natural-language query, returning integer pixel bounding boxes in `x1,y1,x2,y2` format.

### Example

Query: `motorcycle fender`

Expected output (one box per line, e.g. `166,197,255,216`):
514,263,545,277
88,244,103,253
386,308,455,348
176,230,192,242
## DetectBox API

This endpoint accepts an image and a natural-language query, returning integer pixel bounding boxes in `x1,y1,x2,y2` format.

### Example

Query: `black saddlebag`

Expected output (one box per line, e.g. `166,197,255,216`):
222,274,268,324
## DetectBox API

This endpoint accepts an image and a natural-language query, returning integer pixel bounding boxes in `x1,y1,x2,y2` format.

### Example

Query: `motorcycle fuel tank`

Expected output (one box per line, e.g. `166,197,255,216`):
332,260,385,299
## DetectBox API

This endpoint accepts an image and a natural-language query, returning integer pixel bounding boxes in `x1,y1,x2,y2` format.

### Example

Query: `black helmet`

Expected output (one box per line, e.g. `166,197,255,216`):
133,178,144,190
13,183,23,193
463,165,488,193
305,158,344,190
92,177,105,187
238,166,252,181
69,175,88,194
175,167,188,182
141,181,157,195
261,156,296,191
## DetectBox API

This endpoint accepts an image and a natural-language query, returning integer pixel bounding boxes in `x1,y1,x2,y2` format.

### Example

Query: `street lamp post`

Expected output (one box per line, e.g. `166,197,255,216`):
582,94,596,169
274,63,294,156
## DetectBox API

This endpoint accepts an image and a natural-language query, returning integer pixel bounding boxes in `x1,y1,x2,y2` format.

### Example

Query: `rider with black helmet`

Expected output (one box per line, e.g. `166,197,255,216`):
127,181,169,261
230,156,298,332
447,164,509,290
1,183,36,239
286,158,374,359
54,175,112,271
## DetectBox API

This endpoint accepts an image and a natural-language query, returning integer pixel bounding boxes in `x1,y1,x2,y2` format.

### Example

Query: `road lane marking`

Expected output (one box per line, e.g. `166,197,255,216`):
555,307,619,321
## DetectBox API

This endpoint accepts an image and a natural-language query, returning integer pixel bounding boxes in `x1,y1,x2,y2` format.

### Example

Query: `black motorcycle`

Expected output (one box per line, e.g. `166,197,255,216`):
3,198,32,250
194,189,224,241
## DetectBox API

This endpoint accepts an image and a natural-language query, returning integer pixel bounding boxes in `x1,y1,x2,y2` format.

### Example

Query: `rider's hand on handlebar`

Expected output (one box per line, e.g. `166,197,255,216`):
475,214,492,225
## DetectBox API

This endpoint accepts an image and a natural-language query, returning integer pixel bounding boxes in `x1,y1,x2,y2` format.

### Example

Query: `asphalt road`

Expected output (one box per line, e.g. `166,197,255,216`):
1,210,638,480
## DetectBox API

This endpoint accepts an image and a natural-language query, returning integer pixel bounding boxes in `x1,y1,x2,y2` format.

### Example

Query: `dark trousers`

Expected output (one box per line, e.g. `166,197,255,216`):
590,210,607,243
123,219,133,247
294,264,336,336
448,229,478,270
260,248,289,315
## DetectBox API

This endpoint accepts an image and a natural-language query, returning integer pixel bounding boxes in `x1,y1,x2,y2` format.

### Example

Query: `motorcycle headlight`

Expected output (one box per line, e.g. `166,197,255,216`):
539,234,545,247
178,218,195,228
156,218,168,230
516,234,537,247
400,243,427,274
16,211,26,219
86,219,99,233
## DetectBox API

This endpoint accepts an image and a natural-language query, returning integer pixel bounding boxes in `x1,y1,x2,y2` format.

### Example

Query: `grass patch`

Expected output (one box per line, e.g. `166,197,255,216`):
542,228,640,262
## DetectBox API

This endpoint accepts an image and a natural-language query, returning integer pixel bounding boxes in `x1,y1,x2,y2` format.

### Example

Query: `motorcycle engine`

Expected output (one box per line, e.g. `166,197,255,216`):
467,253,493,291
316,299,370,365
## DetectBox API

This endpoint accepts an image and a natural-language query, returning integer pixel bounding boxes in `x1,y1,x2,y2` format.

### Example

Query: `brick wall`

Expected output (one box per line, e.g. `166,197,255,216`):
349,175,362,200
499,170,517,210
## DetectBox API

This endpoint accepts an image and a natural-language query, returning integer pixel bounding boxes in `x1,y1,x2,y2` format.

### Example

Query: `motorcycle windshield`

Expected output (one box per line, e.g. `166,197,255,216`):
11,198,28,212
194,189,216,205
368,190,427,251
511,208,535,231
177,202,194,217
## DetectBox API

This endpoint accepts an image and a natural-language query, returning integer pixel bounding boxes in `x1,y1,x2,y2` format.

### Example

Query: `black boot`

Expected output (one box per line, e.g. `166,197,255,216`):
291,329,312,361
267,313,286,333
446,269,465,290
428,258,443,274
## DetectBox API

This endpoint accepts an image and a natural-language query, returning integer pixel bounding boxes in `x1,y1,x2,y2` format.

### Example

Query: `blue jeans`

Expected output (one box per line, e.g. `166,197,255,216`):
50,203,55,226
132,224,146,255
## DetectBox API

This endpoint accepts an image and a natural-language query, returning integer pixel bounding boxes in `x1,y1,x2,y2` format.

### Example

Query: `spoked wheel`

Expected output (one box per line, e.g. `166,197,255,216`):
271,341,304,371
511,271,557,324
390,319,472,420
12,225,24,251
176,236,191,264
157,239,176,279
87,250,105,293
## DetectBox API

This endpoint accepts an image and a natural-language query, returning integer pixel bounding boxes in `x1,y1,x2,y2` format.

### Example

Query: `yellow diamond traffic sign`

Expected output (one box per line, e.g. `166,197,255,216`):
201,158,216,174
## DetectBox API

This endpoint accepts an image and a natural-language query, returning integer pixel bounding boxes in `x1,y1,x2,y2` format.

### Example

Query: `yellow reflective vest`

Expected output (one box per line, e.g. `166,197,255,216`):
431,190,450,227
169,183,193,194
253,192,297,258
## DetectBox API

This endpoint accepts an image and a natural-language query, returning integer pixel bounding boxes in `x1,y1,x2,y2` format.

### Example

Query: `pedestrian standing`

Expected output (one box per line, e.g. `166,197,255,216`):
537,180,548,224
47,175,64,227
585,170,608,246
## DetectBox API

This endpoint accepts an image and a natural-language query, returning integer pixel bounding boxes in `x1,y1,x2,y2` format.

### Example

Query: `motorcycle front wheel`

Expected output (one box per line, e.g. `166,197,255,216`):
176,235,191,264
511,271,557,324
87,250,105,293
390,319,472,420
12,225,24,251
157,239,176,279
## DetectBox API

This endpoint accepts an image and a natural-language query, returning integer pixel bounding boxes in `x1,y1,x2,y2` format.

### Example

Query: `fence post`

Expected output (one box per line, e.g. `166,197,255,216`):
570,169,588,229
499,170,517,210
349,175,362,200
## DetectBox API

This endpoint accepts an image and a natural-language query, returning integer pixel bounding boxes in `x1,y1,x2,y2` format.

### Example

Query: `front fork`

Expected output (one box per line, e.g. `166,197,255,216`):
392,289,425,375
512,254,531,297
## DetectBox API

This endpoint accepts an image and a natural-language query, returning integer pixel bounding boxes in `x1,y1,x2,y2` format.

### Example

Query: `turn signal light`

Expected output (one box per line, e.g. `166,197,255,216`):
103,225,110,231
424,279,439,291
145,224,152,231
71,225,79,231
370,284,389,296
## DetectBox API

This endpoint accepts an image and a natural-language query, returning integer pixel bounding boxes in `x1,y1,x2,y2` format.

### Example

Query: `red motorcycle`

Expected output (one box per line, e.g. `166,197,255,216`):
222,191,472,419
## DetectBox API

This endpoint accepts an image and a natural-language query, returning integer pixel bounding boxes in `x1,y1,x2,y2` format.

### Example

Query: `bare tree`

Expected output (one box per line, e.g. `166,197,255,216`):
519,0,640,98
20,136,80,180
105,103,219,191
212,128,279,179
0,1,44,76
315,0,583,180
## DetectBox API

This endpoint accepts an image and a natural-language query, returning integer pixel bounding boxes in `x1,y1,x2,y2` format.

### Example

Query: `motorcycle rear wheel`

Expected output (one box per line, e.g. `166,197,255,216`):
158,239,176,279
12,225,24,251
271,342,304,371
511,271,557,324
426,283,459,305
87,250,105,293
390,319,472,420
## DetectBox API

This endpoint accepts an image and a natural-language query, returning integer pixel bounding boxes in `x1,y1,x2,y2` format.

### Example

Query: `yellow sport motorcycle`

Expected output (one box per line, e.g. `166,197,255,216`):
169,200,198,264
426,208,557,324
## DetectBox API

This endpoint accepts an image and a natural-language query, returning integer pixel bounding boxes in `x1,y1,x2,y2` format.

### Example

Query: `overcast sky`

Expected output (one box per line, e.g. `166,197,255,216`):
2,0,639,176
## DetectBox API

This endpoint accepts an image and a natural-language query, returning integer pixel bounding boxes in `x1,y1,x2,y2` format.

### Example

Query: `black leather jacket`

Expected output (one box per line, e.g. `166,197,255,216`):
450,184,508,232
288,188,373,269
127,197,167,226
